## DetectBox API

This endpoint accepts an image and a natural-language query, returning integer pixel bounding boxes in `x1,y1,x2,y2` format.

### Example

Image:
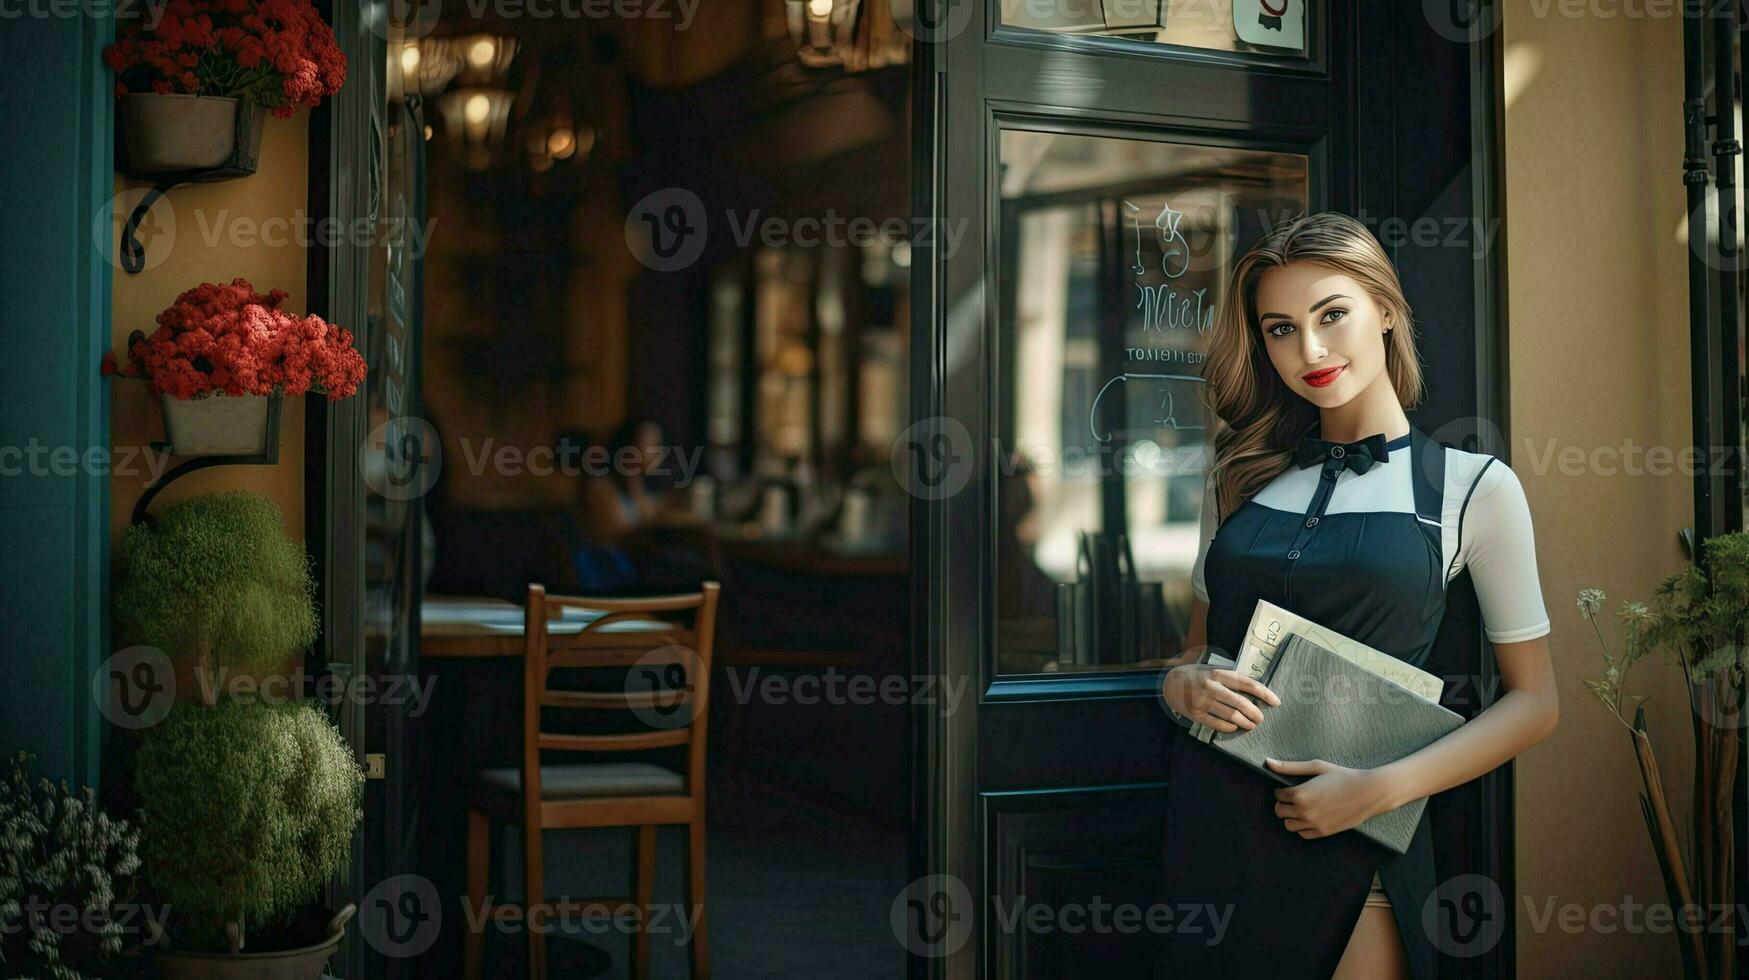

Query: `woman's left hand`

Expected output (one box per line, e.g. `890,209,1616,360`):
1265,758,1398,839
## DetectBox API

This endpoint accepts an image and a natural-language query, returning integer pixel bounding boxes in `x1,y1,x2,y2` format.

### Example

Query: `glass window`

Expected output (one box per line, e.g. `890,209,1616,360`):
1000,0,1309,56
994,127,1308,675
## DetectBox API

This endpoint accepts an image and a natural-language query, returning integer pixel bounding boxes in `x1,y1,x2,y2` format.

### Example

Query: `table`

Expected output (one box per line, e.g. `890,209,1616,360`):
421,594,678,660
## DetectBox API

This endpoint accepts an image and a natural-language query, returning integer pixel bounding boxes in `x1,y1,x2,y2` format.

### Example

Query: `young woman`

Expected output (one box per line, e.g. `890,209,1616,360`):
1156,212,1560,979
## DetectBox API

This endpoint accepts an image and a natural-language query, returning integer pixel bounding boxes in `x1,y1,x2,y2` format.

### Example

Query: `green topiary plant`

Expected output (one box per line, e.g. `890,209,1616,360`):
0,752,145,979
132,699,362,951
114,490,317,679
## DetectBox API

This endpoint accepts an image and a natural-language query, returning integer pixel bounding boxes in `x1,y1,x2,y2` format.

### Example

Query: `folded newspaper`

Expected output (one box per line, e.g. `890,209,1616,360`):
1188,599,1445,743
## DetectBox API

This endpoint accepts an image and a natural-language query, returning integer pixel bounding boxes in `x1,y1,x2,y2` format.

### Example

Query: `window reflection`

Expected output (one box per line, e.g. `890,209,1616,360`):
995,128,1307,675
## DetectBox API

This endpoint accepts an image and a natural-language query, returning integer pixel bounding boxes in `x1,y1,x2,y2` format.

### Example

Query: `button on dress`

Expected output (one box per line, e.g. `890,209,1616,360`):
1154,424,1550,980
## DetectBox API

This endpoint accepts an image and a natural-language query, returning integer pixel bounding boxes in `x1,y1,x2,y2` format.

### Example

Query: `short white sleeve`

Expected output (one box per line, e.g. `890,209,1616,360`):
1191,468,1218,603
1452,460,1551,644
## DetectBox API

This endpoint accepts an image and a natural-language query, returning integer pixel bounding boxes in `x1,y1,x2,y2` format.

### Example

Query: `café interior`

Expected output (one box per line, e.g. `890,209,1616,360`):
399,3,914,976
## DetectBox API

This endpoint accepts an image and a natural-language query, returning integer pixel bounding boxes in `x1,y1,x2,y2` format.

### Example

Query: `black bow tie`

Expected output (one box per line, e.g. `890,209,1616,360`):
1294,431,1392,475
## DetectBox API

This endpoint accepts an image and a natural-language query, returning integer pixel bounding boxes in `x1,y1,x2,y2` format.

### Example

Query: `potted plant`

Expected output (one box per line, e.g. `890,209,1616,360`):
133,699,361,979
103,0,346,174
0,752,148,979
112,491,362,978
1579,530,1749,980
113,490,318,686
102,278,367,457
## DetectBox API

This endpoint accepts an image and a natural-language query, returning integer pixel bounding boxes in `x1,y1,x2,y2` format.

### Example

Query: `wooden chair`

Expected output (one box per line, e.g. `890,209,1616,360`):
463,582,720,980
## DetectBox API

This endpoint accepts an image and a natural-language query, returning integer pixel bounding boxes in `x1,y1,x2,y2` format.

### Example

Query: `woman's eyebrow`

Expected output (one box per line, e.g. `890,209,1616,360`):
1259,293,1350,321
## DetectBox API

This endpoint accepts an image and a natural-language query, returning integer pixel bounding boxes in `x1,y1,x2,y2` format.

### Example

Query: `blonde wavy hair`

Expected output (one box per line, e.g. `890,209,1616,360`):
1201,211,1424,521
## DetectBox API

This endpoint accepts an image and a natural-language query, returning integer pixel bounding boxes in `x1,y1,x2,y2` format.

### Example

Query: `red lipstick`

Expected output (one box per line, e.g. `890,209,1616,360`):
1301,364,1345,388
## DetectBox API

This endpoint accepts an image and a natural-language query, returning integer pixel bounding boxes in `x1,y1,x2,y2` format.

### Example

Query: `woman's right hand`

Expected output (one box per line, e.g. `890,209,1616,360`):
1162,664,1281,732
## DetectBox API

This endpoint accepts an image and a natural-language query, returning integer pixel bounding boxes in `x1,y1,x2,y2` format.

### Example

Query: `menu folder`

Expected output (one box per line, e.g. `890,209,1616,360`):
1209,633,1464,855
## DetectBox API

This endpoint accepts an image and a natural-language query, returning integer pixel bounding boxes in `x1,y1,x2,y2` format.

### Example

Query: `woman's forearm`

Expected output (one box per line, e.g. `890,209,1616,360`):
1374,680,1558,810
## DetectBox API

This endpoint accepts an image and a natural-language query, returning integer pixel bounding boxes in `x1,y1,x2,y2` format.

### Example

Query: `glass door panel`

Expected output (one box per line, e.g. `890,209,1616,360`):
994,127,1307,675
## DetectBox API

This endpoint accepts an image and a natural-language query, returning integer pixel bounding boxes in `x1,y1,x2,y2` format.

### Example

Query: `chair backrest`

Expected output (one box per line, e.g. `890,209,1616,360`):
520,582,721,808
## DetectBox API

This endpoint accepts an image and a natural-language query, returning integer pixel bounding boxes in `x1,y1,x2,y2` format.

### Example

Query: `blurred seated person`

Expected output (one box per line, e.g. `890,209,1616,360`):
562,418,696,594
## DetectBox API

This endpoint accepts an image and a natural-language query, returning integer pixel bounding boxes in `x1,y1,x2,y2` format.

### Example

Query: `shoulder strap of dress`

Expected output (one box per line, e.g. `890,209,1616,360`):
1408,427,1444,528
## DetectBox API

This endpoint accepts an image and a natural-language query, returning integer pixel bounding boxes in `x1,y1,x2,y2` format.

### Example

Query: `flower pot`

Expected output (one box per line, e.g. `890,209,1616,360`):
160,392,278,456
153,905,354,980
121,94,267,175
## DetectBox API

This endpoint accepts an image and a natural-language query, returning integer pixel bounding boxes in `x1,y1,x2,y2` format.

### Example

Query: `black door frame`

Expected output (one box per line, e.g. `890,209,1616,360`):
909,3,1515,977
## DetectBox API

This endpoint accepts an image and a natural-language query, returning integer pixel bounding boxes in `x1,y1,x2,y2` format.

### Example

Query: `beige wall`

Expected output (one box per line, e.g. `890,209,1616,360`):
108,111,311,541
1503,9,1699,976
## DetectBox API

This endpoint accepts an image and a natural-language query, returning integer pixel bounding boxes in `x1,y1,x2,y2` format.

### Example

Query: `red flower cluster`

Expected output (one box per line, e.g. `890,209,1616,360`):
104,0,346,117
104,278,367,401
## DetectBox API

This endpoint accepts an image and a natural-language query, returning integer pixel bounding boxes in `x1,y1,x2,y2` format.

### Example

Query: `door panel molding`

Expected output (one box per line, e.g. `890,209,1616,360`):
984,785,1170,979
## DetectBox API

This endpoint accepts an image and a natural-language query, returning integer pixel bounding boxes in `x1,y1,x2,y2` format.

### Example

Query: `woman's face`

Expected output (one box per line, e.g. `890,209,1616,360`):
1253,261,1393,409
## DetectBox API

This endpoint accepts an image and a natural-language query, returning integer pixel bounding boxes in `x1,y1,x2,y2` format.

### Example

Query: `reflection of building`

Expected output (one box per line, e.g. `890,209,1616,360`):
998,133,1306,672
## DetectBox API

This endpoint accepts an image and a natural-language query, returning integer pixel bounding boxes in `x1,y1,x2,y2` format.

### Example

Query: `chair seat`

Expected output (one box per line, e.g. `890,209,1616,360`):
473,762,686,800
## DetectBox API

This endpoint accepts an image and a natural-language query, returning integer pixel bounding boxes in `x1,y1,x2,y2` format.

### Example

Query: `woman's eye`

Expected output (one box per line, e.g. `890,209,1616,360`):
1320,308,1348,325
1265,322,1295,338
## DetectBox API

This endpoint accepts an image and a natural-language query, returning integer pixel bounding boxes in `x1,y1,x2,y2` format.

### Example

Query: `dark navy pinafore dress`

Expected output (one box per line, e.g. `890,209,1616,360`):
1155,426,1450,980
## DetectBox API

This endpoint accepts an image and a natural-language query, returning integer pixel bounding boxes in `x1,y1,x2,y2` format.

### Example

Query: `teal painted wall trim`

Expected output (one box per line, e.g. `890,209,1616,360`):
0,14,114,787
